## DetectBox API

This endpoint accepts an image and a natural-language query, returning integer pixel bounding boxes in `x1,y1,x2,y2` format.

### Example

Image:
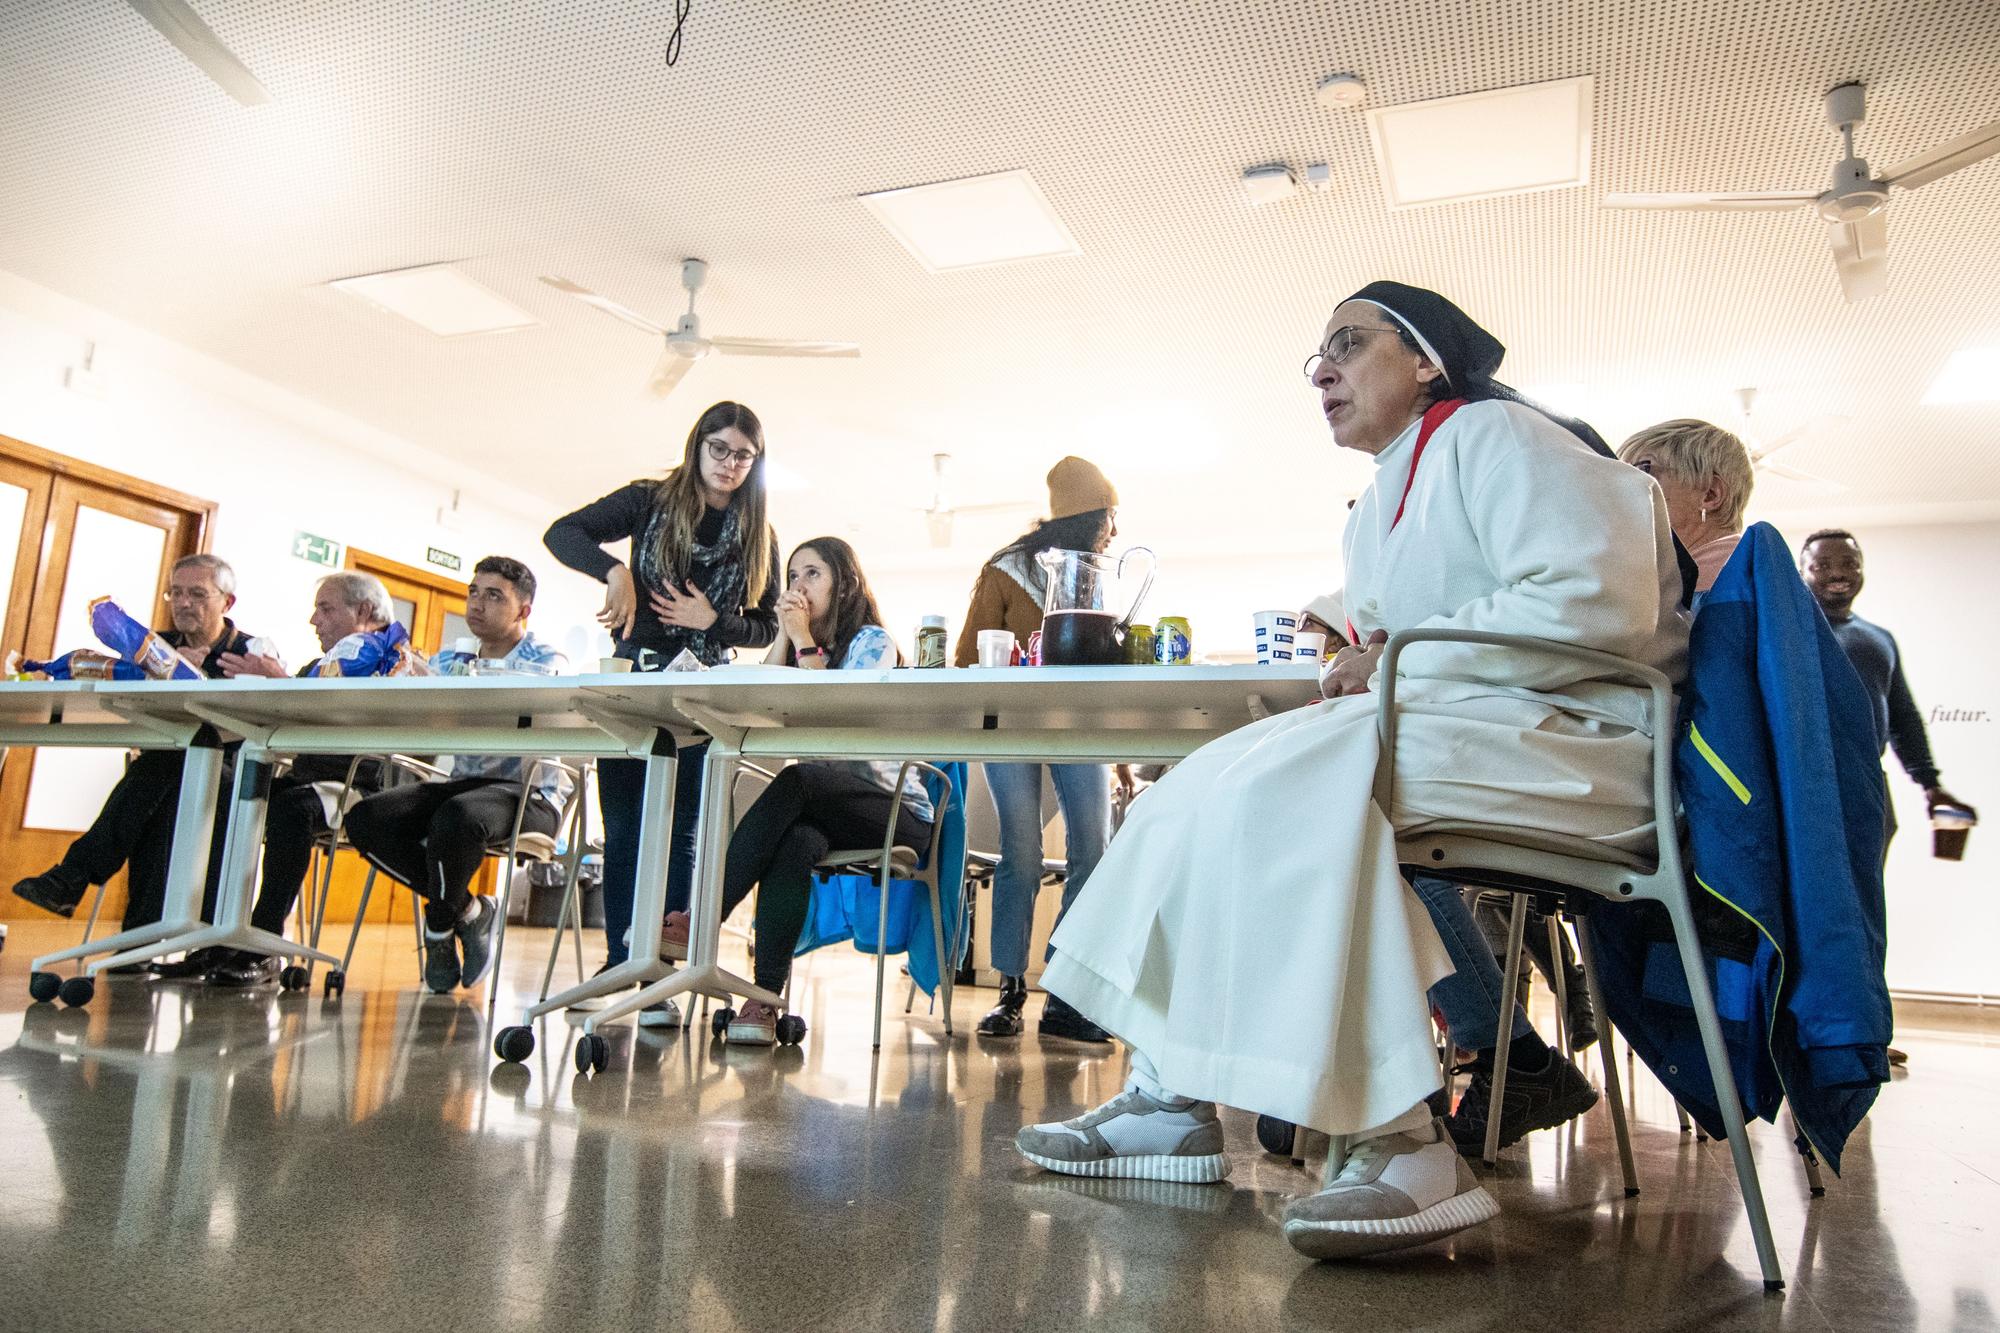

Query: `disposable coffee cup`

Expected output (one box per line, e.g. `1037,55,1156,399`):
1252,610,1298,664
1932,805,1975,861
598,657,634,674
1293,631,1327,662
976,629,1016,669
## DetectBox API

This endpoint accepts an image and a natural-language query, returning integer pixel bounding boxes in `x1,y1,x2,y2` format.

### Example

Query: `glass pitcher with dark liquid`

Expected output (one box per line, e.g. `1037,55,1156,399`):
1033,546,1157,665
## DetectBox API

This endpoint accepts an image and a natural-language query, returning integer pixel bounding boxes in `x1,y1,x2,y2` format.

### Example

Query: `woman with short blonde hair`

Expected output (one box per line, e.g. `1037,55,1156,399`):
1617,419,1755,593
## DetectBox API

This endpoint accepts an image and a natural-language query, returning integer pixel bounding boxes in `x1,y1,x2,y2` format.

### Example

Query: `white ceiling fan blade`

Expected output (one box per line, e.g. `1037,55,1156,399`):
926,511,954,548
126,0,271,106
1884,120,2000,190
1601,191,1815,212
538,276,667,336
1758,459,1845,492
1829,210,1889,304
710,337,861,358
952,500,1039,515
645,348,695,398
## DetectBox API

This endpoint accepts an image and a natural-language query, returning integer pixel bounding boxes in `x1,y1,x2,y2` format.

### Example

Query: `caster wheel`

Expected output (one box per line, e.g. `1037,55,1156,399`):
775,1014,807,1046
711,1007,735,1038
279,966,309,991
574,1032,609,1074
59,975,95,1008
1256,1114,1297,1157
29,971,62,1004
323,969,346,998
494,1025,535,1063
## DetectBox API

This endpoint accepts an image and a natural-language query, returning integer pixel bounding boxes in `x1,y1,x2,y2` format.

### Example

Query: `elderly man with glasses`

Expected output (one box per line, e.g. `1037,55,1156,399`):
10,554,263,935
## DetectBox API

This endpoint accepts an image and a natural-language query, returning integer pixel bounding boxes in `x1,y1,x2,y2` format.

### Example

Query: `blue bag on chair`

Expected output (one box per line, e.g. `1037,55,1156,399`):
794,763,968,997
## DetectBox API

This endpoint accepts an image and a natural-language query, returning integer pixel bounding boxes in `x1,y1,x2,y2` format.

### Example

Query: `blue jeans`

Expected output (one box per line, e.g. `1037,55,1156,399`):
1410,873,1531,1052
984,762,1110,978
596,741,708,964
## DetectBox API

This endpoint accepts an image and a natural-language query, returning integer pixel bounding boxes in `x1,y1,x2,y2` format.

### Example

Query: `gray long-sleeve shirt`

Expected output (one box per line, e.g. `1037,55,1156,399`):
1827,612,1940,789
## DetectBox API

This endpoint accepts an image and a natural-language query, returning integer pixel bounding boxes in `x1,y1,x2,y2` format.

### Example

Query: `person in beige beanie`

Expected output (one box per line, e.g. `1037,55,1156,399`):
955,456,1127,1043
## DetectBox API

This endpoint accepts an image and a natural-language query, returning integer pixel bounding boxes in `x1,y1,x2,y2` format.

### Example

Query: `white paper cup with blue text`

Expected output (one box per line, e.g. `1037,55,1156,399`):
1291,631,1327,664
1252,610,1299,664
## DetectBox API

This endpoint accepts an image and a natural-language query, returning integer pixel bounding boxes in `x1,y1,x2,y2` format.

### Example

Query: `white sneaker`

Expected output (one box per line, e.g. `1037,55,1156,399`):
637,998,683,1029
1015,1088,1230,1183
1280,1118,1499,1260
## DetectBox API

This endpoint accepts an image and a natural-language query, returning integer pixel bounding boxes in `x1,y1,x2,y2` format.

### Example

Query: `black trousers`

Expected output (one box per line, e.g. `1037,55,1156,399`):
120,773,325,934
344,778,557,930
721,764,930,996
595,743,707,964
62,749,191,891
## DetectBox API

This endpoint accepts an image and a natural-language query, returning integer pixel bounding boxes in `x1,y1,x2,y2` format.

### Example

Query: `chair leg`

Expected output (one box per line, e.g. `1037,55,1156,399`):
309,840,339,954
77,879,110,952
539,866,582,1005
1675,1100,1693,1134
872,863,892,1051
486,853,519,1022
1659,893,1784,1290
1545,912,1571,1063
1793,1112,1827,1198
923,870,954,1036
1485,893,1530,1166
339,868,381,978
1576,924,1639,1197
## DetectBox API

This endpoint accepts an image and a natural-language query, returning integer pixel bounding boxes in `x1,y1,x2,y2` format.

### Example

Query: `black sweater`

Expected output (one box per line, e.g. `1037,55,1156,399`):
544,483,779,665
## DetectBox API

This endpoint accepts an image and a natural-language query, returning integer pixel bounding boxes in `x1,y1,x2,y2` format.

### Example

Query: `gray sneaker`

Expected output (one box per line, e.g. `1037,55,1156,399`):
1280,1118,1499,1260
455,897,499,989
1015,1088,1229,1183
638,998,684,1029
422,927,461,995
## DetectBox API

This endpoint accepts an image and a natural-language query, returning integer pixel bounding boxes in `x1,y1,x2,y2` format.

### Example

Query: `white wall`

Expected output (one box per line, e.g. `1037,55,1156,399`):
0,270,611,669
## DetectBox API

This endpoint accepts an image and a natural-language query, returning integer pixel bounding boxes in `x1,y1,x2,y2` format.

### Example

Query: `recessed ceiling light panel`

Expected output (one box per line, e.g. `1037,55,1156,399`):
1366,75,1593,209
1922,346,2000,405
859,169,1081,272
329,264,537,337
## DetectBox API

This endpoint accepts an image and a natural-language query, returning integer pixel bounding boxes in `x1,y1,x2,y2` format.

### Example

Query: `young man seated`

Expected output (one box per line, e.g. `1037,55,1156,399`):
341,556,569,995
197,573,402,986
10,554,261,937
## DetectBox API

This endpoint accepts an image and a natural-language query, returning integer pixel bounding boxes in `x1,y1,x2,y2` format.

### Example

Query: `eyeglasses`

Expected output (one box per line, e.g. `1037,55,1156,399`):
1302,325,1405,382
704,439,761,467
164,587,218,605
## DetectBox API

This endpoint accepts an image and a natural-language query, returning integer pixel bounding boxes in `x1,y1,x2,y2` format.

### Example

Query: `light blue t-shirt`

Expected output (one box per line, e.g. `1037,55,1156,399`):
823,625,933,822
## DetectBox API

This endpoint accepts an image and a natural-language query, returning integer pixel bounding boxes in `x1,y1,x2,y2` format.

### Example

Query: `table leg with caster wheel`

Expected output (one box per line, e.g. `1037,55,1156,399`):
494,728,684,1066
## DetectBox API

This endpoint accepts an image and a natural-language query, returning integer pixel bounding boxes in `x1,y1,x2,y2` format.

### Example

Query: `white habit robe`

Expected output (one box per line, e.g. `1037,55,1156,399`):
1041,400,1689,1136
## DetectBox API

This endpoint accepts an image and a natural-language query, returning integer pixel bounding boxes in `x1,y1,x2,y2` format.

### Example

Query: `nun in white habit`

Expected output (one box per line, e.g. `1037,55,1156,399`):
1015,281,1688,1261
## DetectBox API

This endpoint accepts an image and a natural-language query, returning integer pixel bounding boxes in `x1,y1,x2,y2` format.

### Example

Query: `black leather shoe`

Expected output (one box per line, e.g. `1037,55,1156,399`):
11,865,87,919
153,946,227,980
1038,995,1112,1044
977,976,1028,1037
207,950,282,988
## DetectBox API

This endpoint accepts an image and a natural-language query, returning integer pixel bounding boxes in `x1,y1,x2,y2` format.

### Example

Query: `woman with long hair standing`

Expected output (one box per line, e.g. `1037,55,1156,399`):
678,537,934,1045
545,402,779,1016
954,456,1130,1044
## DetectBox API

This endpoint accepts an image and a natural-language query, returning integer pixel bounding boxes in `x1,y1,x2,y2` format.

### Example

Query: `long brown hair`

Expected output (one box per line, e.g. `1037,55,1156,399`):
645,401,774,603
784,537,901,667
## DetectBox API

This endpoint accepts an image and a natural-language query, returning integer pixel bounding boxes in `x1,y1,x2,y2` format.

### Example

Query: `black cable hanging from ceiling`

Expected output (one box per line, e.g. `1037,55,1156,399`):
664,0,691,66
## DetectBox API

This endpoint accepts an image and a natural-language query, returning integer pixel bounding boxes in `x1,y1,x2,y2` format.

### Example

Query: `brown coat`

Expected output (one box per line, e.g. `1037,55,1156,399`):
953,564,1043,666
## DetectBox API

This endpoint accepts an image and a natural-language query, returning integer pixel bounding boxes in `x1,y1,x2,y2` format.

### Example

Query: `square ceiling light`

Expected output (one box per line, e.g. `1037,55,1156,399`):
1366,76,1593,209
859,169,1081,272
1922,346,2000,404
328,263,537,337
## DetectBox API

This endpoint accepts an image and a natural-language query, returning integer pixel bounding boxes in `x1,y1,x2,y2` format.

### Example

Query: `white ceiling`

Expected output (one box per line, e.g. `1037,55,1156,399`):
2,0,1997,570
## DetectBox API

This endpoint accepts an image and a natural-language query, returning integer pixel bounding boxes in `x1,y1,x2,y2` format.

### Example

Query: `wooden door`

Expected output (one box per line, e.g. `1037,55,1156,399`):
0,438,214,917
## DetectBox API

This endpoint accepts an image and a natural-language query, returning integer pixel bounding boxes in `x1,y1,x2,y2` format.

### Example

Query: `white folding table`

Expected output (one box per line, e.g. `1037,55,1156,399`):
530,664,1323,1072
90,675,696,997
2,680,233,1005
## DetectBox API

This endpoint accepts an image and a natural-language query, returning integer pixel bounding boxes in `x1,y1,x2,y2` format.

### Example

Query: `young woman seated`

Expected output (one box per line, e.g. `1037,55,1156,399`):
707,537,935,1045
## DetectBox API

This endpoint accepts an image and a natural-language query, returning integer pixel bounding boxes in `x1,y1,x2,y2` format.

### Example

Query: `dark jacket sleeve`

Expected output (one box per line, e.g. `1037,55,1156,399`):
709,525,780,651
544,483,650,584
1883,638,1940,789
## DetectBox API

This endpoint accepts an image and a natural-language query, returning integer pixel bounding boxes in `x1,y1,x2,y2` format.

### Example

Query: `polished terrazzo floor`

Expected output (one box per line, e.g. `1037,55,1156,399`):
1,917,1995,1332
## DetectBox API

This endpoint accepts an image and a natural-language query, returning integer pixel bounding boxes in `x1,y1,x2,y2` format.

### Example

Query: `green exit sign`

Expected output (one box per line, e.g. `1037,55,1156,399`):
426,547,462,573
292,531,341,567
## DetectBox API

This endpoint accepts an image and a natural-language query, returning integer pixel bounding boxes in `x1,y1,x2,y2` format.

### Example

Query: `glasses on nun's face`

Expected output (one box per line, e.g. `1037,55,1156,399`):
1303,325,1405,382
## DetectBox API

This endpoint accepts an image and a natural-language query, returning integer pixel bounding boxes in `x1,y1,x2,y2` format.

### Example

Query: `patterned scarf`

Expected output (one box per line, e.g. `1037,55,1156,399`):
636,499,749,665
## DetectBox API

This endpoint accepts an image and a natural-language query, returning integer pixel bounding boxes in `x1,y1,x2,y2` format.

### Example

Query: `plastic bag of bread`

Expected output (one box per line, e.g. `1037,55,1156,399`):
88,596,201,680
7,648,147,681
313,622,434,678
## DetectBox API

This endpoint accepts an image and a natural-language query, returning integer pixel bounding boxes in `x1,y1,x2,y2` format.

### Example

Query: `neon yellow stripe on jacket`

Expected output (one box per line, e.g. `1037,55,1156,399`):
1690,724,1752,805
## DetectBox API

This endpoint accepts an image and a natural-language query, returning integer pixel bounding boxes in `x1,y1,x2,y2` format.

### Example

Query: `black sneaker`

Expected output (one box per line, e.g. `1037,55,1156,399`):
1448,1051,1600,1155
455,897,499,989
977,976,1028,1037
11,865,88,919
1038,994,1112,1044
1564,978,1599,1051
154,946,228,980
422,927,462,995
207,950,282,988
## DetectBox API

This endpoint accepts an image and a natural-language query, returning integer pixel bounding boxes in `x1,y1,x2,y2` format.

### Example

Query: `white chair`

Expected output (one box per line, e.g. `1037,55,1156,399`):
1376,627,1785,1292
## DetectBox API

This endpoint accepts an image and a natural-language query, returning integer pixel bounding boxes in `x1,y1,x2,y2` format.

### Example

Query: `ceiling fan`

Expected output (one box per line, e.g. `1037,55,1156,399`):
912,454,1036,548
1603,83,2000,303
125,0,271,105
540,259,859,398
1732,387,1845,492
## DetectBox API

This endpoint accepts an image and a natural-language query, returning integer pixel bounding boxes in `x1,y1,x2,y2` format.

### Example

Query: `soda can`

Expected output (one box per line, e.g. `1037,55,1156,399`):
1122,622,1156,666
1154,616,1192,666
1027,630,1044,666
